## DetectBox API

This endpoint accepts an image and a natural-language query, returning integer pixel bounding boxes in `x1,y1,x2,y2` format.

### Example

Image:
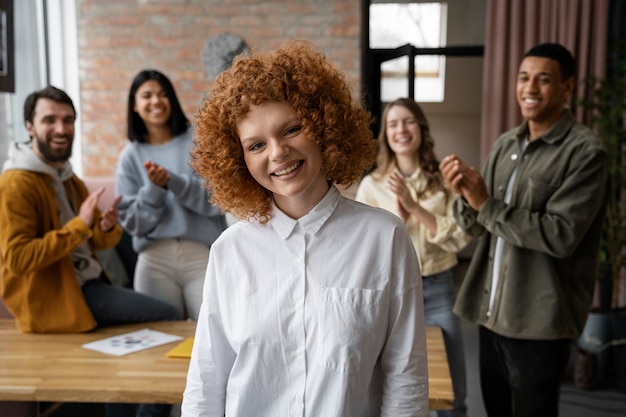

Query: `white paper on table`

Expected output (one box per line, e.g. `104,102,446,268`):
82,328,184,356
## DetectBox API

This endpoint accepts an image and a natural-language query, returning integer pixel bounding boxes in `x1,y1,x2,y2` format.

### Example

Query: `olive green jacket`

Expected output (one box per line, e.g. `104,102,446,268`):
453,111,607,340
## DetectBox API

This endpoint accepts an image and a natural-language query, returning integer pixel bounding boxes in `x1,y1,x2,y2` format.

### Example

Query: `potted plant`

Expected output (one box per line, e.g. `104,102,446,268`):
576,41,626,391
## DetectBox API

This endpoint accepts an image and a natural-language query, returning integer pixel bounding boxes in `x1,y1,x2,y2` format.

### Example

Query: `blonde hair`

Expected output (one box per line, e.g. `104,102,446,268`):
192,41,376,223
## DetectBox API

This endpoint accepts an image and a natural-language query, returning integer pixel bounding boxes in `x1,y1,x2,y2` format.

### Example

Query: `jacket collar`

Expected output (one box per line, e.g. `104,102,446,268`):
513,110,576,145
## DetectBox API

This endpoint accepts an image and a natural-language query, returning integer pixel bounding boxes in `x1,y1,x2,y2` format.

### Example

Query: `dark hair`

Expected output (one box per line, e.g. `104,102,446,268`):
373,98,444,198
126,69,189,142
524,43,576,80
23,85,76,126
192,41,376,223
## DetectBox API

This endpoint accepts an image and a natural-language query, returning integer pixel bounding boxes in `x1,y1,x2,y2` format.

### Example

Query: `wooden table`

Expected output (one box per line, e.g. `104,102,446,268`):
0,319,454,410
425,326,455,410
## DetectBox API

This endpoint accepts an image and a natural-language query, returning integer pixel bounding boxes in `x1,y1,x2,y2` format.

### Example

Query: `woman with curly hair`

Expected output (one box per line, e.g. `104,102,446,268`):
356,98,472,417
182,41,428,417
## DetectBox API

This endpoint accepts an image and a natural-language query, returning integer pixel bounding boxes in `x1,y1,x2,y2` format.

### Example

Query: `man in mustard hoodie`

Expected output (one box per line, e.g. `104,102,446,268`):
0,86,181,417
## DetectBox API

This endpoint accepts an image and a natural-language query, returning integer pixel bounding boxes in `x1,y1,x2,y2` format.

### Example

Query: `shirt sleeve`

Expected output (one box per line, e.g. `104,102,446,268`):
426,189,473,252
453,195,485,237
0,178,92,275
182,248,236,417
379,227,429,416
165,170,222,217
354,175,380,207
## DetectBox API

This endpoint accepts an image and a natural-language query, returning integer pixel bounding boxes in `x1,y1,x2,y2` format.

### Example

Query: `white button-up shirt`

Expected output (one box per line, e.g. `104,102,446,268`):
182,186,428,417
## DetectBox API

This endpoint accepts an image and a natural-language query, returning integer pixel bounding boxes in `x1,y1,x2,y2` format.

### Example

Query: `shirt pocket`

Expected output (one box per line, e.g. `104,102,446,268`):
318,286,388,374
523,176,560,211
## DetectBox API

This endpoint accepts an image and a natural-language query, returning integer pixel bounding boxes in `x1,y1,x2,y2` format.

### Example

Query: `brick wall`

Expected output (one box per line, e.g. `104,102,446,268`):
76,0,363,176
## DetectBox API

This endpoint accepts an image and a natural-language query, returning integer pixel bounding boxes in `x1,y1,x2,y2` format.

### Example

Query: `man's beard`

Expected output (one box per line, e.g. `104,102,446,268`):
33,133,73,163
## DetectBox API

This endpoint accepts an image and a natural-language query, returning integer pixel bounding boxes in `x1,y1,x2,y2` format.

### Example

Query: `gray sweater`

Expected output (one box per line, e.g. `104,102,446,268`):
115,129,226,252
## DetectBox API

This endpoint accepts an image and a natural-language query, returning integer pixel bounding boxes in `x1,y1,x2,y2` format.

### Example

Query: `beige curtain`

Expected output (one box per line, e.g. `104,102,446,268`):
480,0,610,163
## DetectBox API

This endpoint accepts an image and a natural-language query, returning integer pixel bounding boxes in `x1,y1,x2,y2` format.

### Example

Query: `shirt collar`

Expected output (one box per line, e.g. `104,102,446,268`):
269,185,340,240
403,167,423,183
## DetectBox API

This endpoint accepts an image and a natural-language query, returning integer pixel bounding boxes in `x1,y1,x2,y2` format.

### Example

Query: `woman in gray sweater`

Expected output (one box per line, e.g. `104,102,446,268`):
115,69,226,320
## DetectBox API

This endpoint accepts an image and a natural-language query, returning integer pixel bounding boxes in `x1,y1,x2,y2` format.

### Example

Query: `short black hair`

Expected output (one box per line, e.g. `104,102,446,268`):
23,85,76,126
524,43,576,80
126,69,189,143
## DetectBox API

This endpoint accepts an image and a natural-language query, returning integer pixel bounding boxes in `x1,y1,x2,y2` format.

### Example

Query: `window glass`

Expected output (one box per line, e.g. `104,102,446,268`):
370,2,447,102
0,0,45,165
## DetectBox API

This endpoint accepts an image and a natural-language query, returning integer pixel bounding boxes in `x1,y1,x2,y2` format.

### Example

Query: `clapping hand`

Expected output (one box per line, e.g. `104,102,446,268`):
439,155,489,211
388,170,418,222
99,195,122,232
78,187,120,231
144,160,170,188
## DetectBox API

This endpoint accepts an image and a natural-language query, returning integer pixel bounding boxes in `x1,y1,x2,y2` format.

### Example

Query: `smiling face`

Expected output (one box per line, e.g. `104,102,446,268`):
133,79,171,130
385,104,422,158
237,100,329,219
516,56,574,138
26,98,75,167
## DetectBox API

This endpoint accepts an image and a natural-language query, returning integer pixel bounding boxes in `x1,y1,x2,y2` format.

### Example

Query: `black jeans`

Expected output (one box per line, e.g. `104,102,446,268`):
105,403,172,417
479,326,571,417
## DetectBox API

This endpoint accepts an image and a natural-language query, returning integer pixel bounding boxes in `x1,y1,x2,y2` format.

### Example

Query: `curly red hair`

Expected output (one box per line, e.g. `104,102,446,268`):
192,41,376,223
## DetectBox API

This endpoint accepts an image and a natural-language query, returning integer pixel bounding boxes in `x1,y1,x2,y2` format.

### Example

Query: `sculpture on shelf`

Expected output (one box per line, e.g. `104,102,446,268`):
202,33,250,81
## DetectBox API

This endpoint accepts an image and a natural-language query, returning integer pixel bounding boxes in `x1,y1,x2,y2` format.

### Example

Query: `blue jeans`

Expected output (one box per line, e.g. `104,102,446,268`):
82,279,184,417
478,326,570,417
423,269,467,417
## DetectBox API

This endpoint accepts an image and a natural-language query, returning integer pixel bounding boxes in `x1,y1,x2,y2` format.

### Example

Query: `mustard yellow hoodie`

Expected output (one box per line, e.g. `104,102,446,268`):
0,142,122,333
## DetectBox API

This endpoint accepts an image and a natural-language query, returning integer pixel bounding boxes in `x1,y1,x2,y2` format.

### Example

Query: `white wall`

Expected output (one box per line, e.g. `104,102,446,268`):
423,56,483,170
421,0,485,171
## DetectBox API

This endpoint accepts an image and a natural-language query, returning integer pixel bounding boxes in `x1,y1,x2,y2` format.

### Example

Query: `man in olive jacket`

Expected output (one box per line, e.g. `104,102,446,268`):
0,86,182,334
440,43,607,417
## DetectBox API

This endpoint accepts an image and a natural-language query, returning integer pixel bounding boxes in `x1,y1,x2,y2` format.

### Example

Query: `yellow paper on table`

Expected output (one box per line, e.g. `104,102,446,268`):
166,337,194,358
